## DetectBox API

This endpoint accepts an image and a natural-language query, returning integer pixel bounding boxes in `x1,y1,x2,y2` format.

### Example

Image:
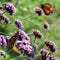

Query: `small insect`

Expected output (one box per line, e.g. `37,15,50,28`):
41,3,55,15
7,32,21,54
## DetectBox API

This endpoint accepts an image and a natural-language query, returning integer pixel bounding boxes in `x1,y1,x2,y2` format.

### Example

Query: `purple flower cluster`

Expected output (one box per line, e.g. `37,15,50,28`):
35,7,43,16
45,40,57,52
33,30,43,39
16,39,33,54
0,50,6,57
17,29,30,40
0,35,7,48
43,22,50,30
40,48,50,60
49,56,57,60
15,19,23,29
0,11,10,24
3,2,16,15
16,29,33,54
40,48,57,60
5,36,11,41
16,39,30,45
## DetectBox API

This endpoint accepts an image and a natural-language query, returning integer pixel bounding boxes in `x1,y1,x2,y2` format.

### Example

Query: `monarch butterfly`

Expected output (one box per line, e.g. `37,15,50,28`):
41,3,55,15
7,32,21,54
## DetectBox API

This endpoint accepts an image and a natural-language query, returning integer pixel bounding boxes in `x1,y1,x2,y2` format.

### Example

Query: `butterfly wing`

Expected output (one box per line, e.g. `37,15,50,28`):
12,45,21,54
41,3,51,10
7,32,18,48
43,8,51,15
50,7,55,13
41,3,55,15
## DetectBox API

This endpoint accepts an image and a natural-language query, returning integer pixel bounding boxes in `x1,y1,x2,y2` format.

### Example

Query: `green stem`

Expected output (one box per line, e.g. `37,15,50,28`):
7,49,13,55
34,36,36,43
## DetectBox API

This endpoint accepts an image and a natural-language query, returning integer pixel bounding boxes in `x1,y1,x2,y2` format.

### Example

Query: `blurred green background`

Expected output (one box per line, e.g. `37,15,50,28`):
0,0,60,60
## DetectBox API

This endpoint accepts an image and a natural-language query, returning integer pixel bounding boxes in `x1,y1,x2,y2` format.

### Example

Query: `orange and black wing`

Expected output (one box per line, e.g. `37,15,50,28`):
12,45,21,54
7,32,21,54
7,33,18,48
41,3,55,15
41,3,51,9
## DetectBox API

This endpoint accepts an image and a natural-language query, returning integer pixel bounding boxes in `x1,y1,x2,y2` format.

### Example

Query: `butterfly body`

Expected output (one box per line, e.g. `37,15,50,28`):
41,3,55,15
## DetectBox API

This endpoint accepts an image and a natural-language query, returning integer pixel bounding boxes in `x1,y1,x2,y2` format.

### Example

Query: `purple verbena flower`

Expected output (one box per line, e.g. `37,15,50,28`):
27,57,33,60
17,29,30,40
35,7,43,16
17,41,33,54
49,56,58,60
15,19,23,29
16,39,30,45
32,44,38,50
25,45,33,54
0,50,6,57
40,48,50,60
0,35,7,48
0,11,10,24
43,22,50,30
30,52,35,59
5,36,11,41
45,40,57,52
33,30,43,39
19,44,33,54
3,2,16,15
